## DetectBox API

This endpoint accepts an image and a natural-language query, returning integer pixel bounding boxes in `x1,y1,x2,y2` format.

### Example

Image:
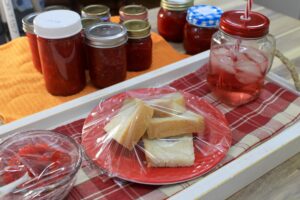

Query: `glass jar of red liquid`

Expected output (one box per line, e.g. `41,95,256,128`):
123,20,152,71
184,5,222,55
34,10,86,96
81,4,111,22
119,5,148,23
22,13,42,73
85,23,128,88
207,10,276,106
157,0,193,42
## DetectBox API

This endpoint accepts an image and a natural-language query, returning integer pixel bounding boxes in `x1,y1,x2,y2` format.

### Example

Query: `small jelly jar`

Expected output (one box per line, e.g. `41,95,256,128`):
22,13,42,73
207,10,276,106
184,5,222,55
119,5,148,23
44,5,70,11
81,4,111,22
157,0,193,42
34,10,86,96
123,20,152,71
85,23,128,88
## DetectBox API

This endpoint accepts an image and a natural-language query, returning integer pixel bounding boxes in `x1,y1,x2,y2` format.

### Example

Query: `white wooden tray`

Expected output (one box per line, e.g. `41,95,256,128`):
1,51,299,200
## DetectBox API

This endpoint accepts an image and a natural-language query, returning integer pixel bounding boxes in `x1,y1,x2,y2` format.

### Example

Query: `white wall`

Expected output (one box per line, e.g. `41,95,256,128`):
254,0,300,19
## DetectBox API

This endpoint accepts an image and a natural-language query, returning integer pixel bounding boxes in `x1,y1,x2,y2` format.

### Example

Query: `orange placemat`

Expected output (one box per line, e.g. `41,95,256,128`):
0,17,188,123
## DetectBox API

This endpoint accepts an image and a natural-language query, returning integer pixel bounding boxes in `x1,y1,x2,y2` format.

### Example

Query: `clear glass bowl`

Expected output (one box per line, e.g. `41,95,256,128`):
0,130,82,200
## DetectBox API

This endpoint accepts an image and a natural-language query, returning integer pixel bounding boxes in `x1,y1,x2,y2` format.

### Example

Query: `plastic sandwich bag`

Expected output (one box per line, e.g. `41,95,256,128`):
81,87,232,185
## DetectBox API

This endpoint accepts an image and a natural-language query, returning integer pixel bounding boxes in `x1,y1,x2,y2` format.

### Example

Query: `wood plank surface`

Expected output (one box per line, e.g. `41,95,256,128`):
148,0,300,199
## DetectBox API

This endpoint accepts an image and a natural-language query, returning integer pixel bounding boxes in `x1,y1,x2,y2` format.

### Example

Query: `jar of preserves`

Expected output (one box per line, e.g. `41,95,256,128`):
157,0,193,42
44,5,70,11
119,5,148,23
81,4,110,22
123,20,152,71
184,5,222,55
34,10,86,96
207,10,276,106
85,23,128,88
22,13,42,73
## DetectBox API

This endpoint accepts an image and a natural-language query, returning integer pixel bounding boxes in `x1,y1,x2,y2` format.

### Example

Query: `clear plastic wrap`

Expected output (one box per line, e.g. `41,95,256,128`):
0,130,82,200
82,87,232,184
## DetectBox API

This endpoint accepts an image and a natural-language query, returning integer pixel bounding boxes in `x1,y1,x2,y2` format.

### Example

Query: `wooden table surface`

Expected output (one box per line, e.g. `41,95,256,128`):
148,0,300,199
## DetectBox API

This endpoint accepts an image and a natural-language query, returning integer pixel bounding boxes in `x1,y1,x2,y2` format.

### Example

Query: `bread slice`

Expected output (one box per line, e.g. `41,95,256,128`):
143,134,195,167
104,98,154,150
147,110,204,139
146,92,186,117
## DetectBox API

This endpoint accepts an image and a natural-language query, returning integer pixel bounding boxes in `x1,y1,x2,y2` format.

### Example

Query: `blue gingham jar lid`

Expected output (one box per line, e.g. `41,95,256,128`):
187,5,223,27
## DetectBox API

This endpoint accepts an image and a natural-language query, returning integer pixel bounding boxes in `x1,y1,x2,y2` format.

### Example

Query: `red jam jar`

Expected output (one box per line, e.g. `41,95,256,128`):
119,5,148,23
184,5,222,55
34,10,86,96
81,4,111,22
85,23,128,88
157,0,193,42
22,13,42,73
123,20,152,71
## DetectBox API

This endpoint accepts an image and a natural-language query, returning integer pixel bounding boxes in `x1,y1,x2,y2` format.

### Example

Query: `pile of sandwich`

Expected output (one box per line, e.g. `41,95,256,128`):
104,92,205,168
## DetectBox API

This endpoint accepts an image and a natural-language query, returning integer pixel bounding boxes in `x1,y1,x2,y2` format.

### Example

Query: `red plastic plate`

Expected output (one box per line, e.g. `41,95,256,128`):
82,88,232,185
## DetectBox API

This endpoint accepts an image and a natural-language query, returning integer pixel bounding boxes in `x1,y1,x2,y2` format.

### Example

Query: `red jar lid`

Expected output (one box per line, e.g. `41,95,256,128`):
220,10,270,38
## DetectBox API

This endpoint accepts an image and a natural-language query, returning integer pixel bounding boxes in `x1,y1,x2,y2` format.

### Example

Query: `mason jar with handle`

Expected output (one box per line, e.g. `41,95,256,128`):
207,10,276,106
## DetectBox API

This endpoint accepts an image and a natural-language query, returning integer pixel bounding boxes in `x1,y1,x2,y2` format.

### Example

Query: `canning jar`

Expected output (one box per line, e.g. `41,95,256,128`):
207,10,276,106
34,10,86,96
119,5,148,23
123,20,152,71
184,5,222,55
85,23,128,88
22,13,42,73
81,4,111,22
157,0,193,42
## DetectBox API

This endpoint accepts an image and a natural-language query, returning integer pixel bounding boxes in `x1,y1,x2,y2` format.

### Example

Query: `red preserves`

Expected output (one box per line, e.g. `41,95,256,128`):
37,33,86,96
85,23,128,88
123,20,152,71
34,10,86,96
183,5,223,55
184,23,218,54
157,0,193,42
22,13,42,73
86,45,127,88
157,8,187,42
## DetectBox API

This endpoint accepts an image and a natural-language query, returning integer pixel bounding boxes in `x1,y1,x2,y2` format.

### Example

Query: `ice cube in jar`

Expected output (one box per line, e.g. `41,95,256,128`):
0,130,82,200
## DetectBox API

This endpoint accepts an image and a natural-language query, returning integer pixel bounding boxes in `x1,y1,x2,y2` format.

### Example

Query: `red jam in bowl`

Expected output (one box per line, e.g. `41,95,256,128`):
0,130,82,199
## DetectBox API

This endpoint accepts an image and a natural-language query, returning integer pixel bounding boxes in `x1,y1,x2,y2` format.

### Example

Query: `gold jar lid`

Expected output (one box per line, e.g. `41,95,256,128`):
81,4,110,18
120,5,147,16
123,20,151,39
81,17,102,29
44,5,70,11
161,0,194,11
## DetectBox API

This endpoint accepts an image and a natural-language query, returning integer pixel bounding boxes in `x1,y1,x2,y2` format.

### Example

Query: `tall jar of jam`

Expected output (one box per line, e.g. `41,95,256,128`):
123,20,152,71
34,10,86,96
85,23,128,88
157,0,193,42
184,5,222,55
119,5,148,23
207,10,276,106
81,4,111,22
22,13,42,73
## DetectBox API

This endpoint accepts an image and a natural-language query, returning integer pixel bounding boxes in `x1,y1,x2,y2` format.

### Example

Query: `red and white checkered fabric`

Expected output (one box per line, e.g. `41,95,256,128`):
54,66,300,200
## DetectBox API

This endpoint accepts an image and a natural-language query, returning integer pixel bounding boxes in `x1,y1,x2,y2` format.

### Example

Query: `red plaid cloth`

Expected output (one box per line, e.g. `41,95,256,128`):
54,66,300,200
